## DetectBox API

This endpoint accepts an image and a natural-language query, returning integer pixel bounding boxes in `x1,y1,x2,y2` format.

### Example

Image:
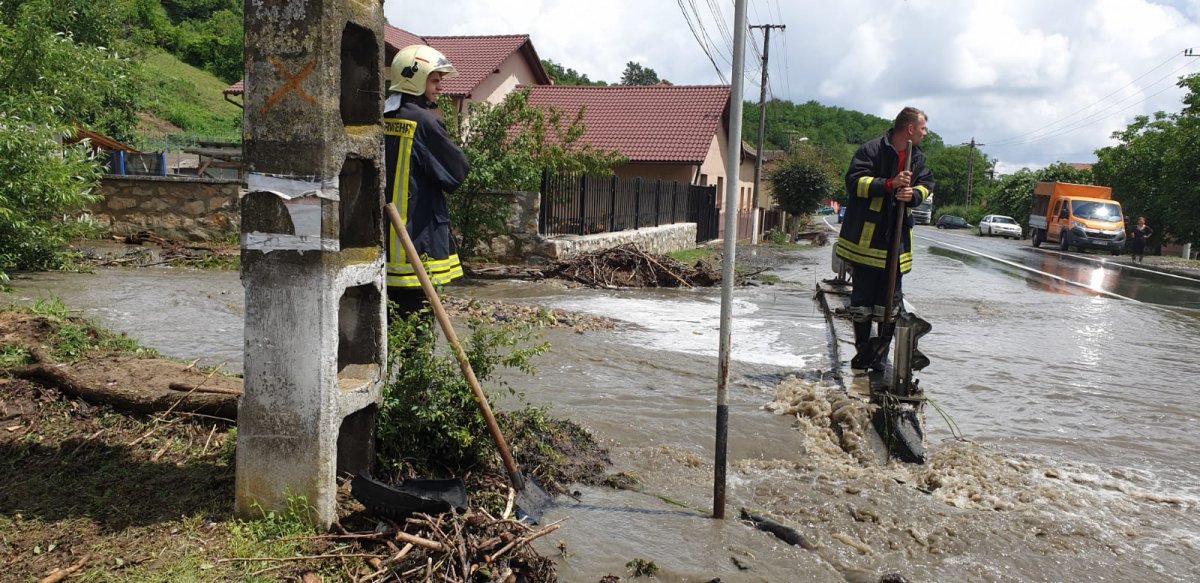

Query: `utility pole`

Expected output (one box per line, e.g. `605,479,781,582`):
962,137,985,206
714,0,749,522
749,24,785,245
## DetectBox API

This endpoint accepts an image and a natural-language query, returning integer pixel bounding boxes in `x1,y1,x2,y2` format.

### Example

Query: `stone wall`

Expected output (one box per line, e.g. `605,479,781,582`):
473,190,699,263
472,191,556,264
92,175,241,241
544,223,698,259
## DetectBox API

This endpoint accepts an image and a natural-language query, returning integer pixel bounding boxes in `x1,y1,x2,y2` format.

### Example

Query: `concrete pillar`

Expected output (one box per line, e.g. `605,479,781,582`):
237,1,387,529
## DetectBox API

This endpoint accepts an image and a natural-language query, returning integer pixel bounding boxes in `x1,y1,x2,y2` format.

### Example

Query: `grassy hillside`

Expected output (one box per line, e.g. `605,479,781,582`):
137,50,242,143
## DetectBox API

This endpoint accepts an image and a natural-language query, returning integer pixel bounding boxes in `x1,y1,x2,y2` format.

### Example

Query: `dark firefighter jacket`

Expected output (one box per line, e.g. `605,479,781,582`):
835,131,934,273
384,95,470,288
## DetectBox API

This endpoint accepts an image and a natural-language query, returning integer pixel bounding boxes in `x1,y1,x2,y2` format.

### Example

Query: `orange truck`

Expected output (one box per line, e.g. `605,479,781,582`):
1029,181,1125,254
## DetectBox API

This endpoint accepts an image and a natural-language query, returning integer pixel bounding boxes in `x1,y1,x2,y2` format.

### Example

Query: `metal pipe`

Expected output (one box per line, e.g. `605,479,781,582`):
714,0,749,521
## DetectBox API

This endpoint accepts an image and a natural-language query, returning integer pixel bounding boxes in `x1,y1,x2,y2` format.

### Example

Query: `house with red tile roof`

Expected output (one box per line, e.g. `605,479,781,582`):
224,24,551,115
524,84,761,240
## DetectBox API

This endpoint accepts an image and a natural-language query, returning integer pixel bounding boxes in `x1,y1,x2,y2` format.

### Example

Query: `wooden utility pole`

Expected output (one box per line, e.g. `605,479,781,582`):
963,137,985,206
748,24,785,245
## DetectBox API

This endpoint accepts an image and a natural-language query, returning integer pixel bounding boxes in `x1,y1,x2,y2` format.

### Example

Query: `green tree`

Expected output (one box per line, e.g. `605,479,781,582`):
442,90,625,257
1095,73,1200,246
2,0,143,140
924,144,996,208
619,61,658,86
769,147,838,216
541,58,607,86
173,8,242,81
0,0,119,280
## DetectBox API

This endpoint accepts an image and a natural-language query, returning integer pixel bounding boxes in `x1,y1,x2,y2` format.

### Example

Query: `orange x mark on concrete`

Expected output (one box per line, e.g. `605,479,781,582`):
261,56,316,114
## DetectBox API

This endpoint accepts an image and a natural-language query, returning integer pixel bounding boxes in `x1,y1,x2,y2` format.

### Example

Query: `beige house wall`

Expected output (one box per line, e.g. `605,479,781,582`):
697,133,755,212
757,159,781,208
471,52,539,105
613,163,695,184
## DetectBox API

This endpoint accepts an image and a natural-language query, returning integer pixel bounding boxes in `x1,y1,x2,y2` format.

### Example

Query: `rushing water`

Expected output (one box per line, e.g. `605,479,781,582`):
5,239,1198,582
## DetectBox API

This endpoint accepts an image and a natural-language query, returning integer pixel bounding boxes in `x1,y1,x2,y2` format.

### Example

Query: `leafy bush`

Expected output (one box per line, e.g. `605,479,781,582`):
769,145,842,215
763,229,789,245
442,89,625,258
375,302,549,479
0,111,103,278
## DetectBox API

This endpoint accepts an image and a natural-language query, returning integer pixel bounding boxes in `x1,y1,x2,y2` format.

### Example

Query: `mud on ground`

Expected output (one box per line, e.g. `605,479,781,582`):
0,308,614,581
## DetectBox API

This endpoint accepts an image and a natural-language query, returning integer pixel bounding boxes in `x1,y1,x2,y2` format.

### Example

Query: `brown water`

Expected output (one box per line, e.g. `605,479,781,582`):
5,240,1198,582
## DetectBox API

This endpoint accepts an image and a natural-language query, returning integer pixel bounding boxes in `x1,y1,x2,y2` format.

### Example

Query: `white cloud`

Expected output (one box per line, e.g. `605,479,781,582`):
384,0,1200,172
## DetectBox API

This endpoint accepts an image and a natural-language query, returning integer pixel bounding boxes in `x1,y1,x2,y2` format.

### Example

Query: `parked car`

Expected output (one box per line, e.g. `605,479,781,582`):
818,206,835,215
978,214,1022,239
837,207,846,223
936,215,971,229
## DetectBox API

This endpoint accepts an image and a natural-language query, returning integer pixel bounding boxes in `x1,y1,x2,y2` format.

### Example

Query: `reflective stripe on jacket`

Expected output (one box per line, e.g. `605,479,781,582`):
835,132,934,272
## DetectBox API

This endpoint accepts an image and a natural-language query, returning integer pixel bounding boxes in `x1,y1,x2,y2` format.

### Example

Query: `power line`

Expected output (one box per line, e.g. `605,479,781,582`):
989,49,1192,146
990,57,1200,147
676,0,729,83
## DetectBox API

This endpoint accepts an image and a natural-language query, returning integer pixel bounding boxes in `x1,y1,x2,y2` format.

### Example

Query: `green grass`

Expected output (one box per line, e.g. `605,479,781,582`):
667,247,715,264
20,296,152,363
138,51,242,141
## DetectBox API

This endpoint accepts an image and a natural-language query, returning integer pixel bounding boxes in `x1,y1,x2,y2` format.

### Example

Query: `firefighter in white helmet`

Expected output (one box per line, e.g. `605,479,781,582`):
383,44,469,314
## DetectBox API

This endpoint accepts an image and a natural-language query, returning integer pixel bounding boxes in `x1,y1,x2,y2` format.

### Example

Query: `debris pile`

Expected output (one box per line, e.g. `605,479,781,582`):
547,244,720,288
337,506,561,582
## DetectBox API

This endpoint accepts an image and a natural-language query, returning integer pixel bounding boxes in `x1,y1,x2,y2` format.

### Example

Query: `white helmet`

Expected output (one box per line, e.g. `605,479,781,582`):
389,44,458,95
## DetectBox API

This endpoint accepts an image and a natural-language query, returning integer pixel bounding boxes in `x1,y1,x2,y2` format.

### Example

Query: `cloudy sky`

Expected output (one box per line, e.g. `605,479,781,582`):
384,0,1200,173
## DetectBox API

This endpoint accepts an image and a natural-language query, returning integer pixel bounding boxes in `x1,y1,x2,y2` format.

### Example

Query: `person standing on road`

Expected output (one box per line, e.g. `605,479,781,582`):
384,44,470,316
1130,216,1153,262
835,107,935,371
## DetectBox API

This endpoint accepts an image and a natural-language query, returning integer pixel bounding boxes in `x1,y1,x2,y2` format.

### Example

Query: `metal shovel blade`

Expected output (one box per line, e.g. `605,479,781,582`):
351,474,468,520
511,470,553,523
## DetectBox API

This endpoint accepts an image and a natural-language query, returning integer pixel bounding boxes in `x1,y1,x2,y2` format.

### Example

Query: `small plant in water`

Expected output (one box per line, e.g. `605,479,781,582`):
626,558,659,577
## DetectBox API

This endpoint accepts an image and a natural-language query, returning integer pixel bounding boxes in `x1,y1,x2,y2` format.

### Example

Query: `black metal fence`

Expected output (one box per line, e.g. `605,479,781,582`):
539,172,720,243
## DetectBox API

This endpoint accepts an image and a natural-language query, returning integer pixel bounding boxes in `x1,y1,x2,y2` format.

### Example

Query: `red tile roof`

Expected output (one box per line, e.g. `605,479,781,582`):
423,35,549,97
224,26,550,96
383,24,423,52
523,85,731,164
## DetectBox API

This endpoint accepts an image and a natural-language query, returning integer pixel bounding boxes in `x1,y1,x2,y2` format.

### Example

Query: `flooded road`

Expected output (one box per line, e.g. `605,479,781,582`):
5,235,1199,581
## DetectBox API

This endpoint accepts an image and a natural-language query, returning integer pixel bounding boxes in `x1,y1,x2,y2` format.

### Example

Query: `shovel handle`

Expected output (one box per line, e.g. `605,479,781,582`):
384,204,524,484
883,140,913,327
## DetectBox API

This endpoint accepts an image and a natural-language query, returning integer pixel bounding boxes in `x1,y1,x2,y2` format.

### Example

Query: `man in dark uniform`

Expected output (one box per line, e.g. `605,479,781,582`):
383,44,470,315
835,106,935,371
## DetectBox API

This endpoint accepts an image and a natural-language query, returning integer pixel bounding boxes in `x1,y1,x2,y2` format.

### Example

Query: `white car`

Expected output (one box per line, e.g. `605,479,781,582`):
978,215,1022,239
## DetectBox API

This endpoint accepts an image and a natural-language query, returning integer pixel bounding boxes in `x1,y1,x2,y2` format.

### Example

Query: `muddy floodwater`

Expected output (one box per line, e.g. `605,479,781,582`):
5,239,1199,582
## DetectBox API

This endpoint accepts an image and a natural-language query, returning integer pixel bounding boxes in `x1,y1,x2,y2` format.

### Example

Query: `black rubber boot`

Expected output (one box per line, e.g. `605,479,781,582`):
868,322,895,372
850,320,873,369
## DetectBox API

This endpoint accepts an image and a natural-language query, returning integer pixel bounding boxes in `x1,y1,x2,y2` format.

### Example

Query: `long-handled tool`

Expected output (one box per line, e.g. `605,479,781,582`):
871,139,914,368
385,203,553,522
